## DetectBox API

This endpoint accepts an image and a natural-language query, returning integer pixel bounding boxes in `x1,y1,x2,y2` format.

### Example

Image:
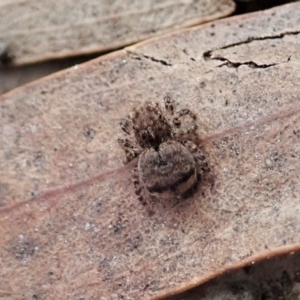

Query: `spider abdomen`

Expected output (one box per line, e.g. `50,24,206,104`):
138,141,197,200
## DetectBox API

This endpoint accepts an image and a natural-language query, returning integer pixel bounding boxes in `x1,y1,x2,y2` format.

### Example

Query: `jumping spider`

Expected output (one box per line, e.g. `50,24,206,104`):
118,96,208,207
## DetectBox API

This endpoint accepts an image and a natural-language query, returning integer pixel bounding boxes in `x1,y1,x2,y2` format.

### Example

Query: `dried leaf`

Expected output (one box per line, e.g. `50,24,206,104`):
168,252,300,300
1,3,300,300
0,0,234,65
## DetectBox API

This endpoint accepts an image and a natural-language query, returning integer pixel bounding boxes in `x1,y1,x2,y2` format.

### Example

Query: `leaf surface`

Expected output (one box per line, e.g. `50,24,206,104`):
0,3,300,300
0,0,234,65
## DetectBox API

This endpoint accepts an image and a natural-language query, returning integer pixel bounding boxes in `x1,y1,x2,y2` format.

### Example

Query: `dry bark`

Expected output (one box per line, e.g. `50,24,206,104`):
0,2,300,300
0,0,234,65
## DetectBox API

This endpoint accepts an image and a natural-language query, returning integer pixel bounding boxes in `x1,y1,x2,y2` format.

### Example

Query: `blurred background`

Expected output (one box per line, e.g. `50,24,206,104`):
0,0,298,95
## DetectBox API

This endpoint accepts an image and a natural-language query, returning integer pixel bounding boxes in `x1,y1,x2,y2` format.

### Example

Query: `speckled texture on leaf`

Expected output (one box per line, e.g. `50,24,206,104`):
0,0,234,65
1,3,300,300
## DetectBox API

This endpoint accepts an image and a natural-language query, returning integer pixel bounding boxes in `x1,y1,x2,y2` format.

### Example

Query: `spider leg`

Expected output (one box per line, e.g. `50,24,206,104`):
164,95,176,116
182,140,209,177
132,167,143,198
182,139,198,153
132,168,156,215
173,108,196,127
118,138,140,163
172,123,198,141
119,117,132,135
132,167,157,216
171,106,198,141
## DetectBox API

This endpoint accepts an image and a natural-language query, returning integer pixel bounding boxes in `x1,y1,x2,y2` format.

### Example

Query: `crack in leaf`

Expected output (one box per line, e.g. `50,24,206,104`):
139,54,173,66
203,30,300,57
208,55,291,69
127,50,173,67
203,30,299,68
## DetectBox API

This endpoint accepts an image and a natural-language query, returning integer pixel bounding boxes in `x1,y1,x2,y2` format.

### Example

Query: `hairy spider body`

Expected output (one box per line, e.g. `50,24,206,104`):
131,102,172,149
118,96,208,208
137,141,197,202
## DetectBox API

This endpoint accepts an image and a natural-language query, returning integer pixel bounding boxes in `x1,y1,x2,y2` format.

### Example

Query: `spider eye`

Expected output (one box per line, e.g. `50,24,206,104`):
141,132,147,140
173,118,181,127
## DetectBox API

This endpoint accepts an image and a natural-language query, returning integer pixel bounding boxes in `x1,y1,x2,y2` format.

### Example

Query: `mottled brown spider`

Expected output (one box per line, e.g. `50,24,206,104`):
118,96,208,207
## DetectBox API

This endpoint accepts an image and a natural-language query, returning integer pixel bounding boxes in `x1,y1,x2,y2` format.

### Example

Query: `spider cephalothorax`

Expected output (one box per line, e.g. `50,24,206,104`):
118,96,208,207
130,101,172,149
